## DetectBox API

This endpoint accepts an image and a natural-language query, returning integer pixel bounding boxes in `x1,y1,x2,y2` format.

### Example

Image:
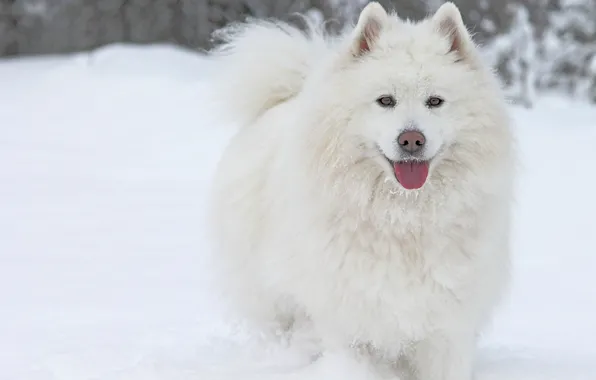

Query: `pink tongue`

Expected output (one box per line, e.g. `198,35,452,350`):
393,161,429,190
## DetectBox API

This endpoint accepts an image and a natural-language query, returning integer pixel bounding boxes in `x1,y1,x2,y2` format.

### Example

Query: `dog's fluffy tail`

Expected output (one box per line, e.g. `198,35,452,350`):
208,18,329,127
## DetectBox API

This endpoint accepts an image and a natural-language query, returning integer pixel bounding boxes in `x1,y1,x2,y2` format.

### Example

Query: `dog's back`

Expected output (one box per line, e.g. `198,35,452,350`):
206,18,334,327
208,18,331,128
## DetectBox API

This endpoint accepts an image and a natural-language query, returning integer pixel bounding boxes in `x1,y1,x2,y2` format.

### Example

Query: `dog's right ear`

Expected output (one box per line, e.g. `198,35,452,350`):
432,2,475,62
351,2,388,57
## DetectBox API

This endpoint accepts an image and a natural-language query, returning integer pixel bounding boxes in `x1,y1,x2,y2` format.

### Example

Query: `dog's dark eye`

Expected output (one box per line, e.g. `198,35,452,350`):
426,96,444,108
376,95,396,108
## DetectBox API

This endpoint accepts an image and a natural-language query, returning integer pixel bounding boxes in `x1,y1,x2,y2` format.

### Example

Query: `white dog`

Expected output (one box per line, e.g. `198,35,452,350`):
207,2,515,379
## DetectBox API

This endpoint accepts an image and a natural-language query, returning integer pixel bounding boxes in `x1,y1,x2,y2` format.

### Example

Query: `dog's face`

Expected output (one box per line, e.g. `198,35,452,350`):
324,2,503,191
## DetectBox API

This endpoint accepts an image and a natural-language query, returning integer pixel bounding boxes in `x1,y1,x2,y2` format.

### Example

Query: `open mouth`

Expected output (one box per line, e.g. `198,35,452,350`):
386,158,430,190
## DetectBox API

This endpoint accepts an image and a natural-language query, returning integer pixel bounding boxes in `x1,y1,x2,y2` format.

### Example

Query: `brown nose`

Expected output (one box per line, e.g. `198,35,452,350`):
397,130,426,153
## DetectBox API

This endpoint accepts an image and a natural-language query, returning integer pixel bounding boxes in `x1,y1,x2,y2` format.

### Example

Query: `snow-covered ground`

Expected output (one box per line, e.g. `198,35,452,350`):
1,44,595,380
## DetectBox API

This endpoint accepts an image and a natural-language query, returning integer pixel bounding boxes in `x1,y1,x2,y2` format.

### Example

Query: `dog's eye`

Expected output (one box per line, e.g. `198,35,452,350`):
426,96,444,108
376,95,396,108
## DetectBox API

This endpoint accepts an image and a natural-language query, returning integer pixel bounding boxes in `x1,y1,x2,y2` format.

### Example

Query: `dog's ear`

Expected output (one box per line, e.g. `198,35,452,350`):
432,2,474,61
351,2,388,57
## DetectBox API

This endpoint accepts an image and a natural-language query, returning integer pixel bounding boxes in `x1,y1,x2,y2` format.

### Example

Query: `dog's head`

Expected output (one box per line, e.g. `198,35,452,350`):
309,2,510,193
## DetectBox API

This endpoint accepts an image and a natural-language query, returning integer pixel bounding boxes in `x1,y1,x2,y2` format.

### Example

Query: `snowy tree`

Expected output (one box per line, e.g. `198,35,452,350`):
481,4,537,107
0,0,338,56
0,2,18,55
537,0,596,101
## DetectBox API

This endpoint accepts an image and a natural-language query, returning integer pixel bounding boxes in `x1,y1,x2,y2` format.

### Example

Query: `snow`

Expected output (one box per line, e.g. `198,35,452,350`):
1,44,595,380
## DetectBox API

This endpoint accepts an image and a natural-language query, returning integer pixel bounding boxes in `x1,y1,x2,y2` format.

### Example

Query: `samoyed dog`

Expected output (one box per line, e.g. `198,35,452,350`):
207,2,515,379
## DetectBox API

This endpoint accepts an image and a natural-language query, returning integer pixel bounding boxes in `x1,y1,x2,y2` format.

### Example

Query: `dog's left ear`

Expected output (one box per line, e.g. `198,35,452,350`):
351,2,388,57
432,2,475,61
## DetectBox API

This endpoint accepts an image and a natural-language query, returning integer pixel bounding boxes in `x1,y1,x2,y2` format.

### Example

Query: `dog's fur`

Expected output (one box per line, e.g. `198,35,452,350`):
207,2,515,379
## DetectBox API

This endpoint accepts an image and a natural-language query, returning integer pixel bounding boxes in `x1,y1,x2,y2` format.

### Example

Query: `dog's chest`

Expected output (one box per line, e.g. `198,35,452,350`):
297,214,478,350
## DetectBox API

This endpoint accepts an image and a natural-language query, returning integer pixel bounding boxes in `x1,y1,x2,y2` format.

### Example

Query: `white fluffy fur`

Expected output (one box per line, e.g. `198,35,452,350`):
208,2,516,380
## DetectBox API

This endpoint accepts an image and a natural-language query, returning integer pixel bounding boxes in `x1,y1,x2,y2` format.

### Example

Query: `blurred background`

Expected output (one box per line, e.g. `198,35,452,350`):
1,0,595,107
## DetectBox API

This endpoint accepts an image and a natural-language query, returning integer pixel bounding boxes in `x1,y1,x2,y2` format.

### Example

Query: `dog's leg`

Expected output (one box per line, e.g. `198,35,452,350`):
410,330,476,380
